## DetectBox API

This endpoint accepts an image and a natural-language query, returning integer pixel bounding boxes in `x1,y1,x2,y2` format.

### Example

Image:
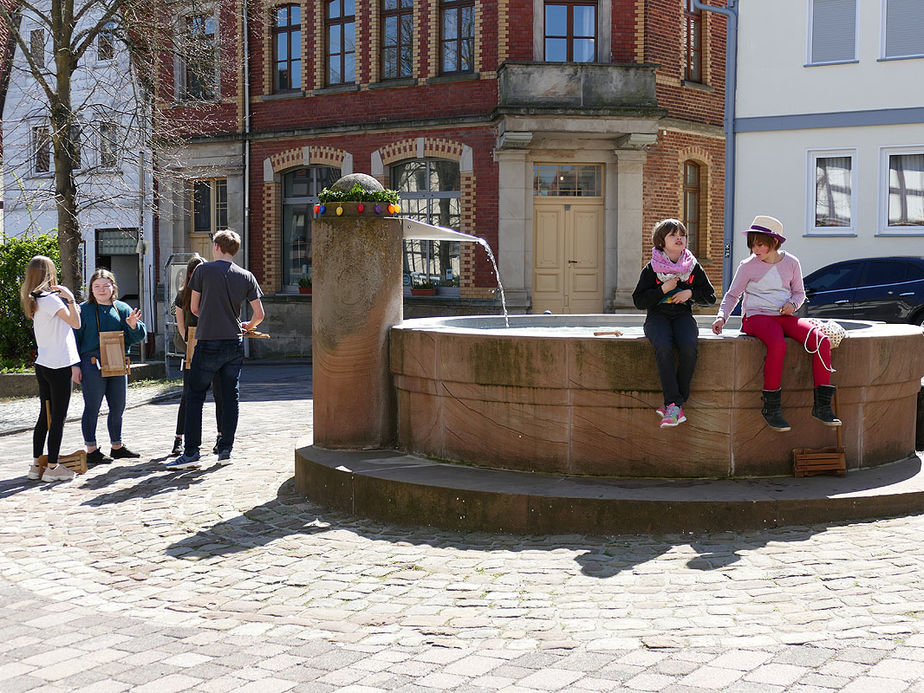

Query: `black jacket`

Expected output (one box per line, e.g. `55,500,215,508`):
632,262,716,317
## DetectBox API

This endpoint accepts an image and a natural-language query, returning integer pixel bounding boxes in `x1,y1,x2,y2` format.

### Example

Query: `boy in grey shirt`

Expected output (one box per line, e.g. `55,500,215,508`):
167,229,264,469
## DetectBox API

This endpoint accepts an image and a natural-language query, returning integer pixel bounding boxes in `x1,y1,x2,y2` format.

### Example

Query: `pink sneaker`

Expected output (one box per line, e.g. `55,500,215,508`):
656,406,666,418
659,404,686,428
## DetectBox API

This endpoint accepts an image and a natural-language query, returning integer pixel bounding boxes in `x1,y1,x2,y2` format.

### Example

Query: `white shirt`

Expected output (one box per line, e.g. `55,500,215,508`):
33,294,80,369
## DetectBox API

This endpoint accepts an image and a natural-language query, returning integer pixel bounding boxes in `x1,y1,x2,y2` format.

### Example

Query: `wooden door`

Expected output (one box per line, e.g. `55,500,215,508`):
532,199,604,314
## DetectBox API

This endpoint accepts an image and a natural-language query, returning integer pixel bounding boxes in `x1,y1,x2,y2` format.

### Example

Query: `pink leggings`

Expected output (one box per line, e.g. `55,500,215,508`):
741,314,831,390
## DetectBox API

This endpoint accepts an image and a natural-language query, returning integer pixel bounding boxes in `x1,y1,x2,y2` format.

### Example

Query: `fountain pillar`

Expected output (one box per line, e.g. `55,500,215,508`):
312,208,403,449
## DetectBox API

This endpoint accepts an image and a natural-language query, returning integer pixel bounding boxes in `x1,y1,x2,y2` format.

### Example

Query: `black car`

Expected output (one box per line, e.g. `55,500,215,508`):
801,256,924,325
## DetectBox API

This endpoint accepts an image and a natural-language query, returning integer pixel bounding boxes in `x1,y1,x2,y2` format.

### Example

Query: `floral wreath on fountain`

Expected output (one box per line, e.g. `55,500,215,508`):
315,179,401,217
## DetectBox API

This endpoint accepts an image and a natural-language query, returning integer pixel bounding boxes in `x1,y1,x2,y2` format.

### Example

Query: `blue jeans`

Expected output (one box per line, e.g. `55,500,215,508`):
79,351,127,446
184,338,243,456
643,311,699,407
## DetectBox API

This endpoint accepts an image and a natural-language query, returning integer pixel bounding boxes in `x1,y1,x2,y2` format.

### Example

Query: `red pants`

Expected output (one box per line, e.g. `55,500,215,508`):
741,314,831,390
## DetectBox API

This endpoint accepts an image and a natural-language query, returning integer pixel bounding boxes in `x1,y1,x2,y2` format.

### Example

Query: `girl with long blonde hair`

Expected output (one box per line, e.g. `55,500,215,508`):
20,255,81,482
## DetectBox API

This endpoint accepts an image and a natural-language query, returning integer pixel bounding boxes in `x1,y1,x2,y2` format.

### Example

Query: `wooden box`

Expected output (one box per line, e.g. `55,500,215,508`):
99,330,128,377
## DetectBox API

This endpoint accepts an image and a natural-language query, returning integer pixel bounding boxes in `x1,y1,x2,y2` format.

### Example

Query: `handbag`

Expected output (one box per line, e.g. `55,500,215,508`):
803,318,847,373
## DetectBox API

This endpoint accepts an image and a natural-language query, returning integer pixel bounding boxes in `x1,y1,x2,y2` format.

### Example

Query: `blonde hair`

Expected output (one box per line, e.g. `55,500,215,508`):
20,256,58,320
88,268,119,304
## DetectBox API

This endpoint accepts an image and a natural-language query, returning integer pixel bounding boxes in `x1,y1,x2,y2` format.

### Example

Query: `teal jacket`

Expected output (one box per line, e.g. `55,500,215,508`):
74,300,147,354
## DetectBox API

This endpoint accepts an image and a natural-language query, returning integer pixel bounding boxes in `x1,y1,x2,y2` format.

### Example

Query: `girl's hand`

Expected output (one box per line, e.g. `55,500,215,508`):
661,277,679,294
71,365,82,384
52,284,75,303
672,289,693,304
712,317,725,335
125,308,143,329
779,301,796,316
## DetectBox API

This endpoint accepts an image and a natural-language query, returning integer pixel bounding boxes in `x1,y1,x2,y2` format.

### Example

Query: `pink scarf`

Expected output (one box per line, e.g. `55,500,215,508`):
651,248,695,282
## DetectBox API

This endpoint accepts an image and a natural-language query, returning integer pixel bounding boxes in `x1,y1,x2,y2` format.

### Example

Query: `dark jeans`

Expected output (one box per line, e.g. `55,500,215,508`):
34,364,73,465
643,311,699,407
79,351,127,446
175,368,223,437
184,338,243,456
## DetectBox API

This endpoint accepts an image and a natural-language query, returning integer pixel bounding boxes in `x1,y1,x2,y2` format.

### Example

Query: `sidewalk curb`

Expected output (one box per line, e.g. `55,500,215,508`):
0,387,183,438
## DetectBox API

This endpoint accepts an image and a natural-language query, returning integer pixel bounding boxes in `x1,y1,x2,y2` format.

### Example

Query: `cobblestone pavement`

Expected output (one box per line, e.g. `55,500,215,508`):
1,363,924,692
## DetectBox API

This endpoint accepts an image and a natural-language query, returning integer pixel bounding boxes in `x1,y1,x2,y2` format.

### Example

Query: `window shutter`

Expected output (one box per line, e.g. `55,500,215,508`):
885,0,924,58
811,0,856,63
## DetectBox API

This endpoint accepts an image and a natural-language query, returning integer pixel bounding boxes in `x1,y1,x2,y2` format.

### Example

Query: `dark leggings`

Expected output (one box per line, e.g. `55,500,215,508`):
33,364,73,465
643,311,699,407
175,369,223,437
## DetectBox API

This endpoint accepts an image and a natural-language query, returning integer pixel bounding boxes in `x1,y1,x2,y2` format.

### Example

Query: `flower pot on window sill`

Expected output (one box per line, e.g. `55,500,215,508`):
410,288,436,296
298,287,312,295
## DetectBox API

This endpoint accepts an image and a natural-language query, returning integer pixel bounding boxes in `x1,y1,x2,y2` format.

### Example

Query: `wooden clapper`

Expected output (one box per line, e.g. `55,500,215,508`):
792,391,846,477
36,403,88,478
98,330,130,377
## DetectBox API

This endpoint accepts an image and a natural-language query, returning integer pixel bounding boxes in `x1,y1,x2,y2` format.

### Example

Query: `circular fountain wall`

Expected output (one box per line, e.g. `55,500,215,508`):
390,314,924,478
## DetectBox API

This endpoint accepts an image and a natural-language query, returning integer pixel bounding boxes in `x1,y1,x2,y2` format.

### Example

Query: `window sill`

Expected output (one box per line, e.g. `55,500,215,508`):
878,54,924,62
261,90,305,101
681,80,713,93
311,84,360,96
367,78,417,90
802,231,857,238
876,229,924,236
804,59,859,67
172,98,223,107
426,72,480,85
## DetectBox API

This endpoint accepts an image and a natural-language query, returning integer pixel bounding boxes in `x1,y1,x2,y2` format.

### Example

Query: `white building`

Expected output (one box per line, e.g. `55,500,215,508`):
733,0,924,275
1,8,155,318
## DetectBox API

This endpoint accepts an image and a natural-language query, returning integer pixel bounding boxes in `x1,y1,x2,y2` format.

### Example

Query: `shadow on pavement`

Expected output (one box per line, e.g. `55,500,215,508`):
80,460,216,506
165,478,826,577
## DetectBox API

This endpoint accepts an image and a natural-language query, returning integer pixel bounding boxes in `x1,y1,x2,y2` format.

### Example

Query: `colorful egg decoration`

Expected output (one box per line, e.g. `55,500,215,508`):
356,203,365,213
374,204,382,214
336,206,344,216
394,204,401,213
318,204,326,214
387,204,396,214
313,204,320,214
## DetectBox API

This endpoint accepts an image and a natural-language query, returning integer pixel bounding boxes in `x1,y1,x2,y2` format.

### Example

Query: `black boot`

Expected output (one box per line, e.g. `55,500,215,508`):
812,384,842,427
761,389,791,431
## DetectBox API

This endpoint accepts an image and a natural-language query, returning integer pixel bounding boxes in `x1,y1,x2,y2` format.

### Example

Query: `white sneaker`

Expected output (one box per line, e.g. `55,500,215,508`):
27,464,42,481
42,464,76,482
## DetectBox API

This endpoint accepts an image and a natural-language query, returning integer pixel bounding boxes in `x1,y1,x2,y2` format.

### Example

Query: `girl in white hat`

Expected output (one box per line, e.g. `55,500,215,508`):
711,215,840,431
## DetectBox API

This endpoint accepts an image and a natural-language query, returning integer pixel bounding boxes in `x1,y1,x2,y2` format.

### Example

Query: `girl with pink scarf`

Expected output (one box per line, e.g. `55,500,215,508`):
632,219,716,428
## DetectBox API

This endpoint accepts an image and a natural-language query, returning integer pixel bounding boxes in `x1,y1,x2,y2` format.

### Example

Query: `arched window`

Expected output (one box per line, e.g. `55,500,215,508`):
274,5,301,92
282,166,339,288
682,161,703,257
392,159,462,291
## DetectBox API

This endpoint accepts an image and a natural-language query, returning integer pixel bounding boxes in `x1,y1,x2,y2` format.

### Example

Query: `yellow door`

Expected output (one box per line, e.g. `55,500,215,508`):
532,199,604,314
190,233,212,260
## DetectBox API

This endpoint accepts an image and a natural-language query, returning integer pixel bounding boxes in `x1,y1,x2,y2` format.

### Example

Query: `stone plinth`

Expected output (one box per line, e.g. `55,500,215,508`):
312,214,403,448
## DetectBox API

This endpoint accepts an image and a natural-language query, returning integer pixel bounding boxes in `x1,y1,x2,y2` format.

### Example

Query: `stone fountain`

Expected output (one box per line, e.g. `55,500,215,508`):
296,174,924,533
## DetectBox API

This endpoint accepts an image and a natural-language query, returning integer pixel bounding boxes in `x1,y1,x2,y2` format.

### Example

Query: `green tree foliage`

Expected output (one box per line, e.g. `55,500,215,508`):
0,234,61,365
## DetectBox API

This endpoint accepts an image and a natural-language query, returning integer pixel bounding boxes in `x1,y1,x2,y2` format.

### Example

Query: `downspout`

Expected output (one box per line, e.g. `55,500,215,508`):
692,0,737,291
242,0,252,356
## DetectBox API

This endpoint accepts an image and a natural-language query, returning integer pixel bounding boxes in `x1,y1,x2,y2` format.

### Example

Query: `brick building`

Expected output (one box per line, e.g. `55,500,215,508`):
153,0,726,355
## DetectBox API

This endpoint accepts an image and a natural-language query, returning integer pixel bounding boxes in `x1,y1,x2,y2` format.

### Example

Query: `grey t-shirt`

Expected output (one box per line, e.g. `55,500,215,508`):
188,260,264,340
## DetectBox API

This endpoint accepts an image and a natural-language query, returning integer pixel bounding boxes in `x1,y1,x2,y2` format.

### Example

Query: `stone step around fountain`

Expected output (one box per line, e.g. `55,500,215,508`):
295,446,924,534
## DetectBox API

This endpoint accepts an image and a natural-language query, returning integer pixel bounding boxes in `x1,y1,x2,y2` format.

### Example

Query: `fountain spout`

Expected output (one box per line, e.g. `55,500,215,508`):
400,218,481,243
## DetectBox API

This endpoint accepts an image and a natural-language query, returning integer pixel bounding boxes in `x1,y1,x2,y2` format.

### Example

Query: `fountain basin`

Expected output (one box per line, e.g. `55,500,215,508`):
391,315,924,478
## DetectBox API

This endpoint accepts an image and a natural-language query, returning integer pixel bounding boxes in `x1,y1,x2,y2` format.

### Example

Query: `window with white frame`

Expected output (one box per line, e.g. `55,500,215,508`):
808,149,856,234
32,125,50,174
883,0,924,59
191,179,228,235
808,0,856,64
30,29,44,67
881,147,924,233
98,21,116,61
98,121,119,168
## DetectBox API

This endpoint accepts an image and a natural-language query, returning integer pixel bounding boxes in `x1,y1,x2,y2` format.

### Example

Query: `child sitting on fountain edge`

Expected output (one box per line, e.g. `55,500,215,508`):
632,219,716,428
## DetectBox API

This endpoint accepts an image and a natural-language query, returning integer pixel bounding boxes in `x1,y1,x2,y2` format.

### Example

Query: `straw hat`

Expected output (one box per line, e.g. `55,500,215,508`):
743,215,786,244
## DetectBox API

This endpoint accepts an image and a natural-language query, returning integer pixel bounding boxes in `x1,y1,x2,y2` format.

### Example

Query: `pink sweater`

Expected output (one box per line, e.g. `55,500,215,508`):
716,252,807,319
